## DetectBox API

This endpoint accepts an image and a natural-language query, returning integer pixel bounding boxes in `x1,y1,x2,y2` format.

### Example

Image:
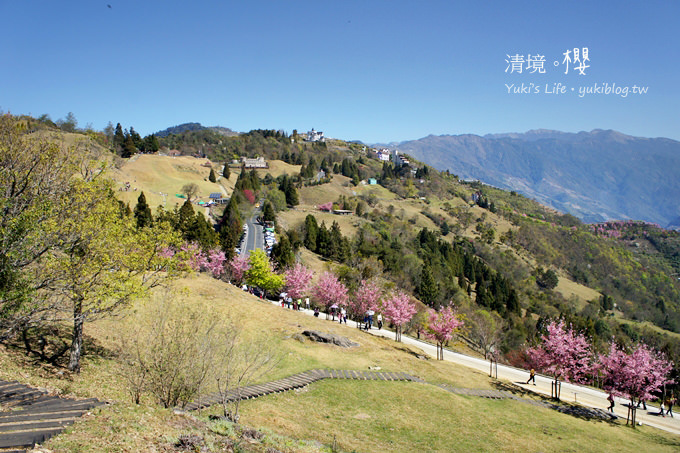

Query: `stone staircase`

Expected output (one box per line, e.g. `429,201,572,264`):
0,380,105,453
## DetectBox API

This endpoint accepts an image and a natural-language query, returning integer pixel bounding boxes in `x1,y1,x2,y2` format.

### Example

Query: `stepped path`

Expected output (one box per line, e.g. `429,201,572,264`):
185,368,617,423
185,369,424,411
0,380,105,453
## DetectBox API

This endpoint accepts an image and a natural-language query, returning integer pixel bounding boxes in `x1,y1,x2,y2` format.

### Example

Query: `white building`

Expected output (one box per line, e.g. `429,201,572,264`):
306,128,325,142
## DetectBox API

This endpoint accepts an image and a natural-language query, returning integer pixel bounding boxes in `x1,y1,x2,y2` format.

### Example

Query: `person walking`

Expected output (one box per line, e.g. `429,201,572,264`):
607,394,615,412
377,313,383,330
666,396,675,418
527,369,536,385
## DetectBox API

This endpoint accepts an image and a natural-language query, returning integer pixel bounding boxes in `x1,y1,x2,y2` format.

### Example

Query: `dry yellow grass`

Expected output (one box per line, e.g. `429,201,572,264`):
555,275,602,307
298,175,354,206
254,160,301,178
110,155,228,212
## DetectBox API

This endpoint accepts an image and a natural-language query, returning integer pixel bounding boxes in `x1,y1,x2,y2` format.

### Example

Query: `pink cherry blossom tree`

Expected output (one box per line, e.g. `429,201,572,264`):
382,291,417,342
526,319,593,399
200,249,227,278
311,272,348,319
317,202,333,212
598,342,674,427
229,254,250,286
348,279,382,328
424,305,464,360
284,263,314,300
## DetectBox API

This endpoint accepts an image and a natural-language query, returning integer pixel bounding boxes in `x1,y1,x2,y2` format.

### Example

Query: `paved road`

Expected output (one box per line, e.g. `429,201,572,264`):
264,298,680,436
241,212,263,256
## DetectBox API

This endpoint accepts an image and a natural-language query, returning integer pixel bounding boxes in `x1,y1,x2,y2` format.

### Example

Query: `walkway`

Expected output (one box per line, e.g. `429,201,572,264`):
263,298,680,435
0,380,105,452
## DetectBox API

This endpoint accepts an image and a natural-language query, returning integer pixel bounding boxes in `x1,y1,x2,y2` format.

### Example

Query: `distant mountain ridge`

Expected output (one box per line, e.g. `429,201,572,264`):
155,122,238,138
384,129,680,228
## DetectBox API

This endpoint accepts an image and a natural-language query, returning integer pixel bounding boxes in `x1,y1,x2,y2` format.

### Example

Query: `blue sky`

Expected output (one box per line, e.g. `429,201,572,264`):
1,1,678,143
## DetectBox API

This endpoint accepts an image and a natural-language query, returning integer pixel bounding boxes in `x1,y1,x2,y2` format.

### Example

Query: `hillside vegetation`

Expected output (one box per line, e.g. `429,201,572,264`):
2,114,680,451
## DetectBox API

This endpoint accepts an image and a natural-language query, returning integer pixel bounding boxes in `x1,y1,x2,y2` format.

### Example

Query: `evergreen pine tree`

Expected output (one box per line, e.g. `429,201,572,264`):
263,201,276,223
271,234,294,269
133,191,153,228
178,200,195,235
304,214,318,251
113,123,125,154
417,265,439,307
209,168,217,183
222,163,230,180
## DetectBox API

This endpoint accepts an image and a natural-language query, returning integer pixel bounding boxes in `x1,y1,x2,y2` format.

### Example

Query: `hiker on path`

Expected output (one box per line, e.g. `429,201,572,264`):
377,313,383,330
658,400,666,417
607,394,615,412
527,369,536,385
666,396,675,417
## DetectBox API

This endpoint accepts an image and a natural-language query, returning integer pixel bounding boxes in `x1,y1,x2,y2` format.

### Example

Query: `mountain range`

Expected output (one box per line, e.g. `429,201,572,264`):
381,129,680,228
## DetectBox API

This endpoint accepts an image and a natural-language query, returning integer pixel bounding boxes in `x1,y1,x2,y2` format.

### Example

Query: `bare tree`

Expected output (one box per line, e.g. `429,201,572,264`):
214,334,279,422
118,290,224,408
181,183,200,202
467,309,505,359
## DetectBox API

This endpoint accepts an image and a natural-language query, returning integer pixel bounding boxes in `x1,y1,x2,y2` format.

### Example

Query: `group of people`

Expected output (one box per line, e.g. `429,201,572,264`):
277,292,310,311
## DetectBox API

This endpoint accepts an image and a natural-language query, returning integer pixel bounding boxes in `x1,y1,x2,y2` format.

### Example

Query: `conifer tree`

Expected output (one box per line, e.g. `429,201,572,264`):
133,191,153,228
417,264,439,307
222,163,230,180
304,214,318,251
209,168,217,183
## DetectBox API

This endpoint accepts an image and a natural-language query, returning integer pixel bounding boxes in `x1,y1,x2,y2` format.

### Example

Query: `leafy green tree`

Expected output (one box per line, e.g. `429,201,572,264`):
209,168,217,183
48,178,181,372
0,115,80,338
245,249,284,297
133,191,153,228
222,163,230,180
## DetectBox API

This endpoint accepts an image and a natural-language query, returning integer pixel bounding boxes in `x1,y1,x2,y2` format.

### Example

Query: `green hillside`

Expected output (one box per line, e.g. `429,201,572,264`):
2,115,680,451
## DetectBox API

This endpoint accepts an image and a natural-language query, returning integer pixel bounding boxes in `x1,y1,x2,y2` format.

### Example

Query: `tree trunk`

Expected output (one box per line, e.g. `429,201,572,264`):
68,299,84,372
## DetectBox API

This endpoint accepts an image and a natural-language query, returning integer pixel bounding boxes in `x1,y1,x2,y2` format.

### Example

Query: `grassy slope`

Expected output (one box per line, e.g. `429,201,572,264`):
111,155,230,212
1,275,678,451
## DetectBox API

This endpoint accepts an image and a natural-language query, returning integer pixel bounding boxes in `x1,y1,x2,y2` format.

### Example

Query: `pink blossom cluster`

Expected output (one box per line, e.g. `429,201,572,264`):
382,291,417,328
424,305,464,345
598,342,674,402
348,279,382,319
317,202,333,212
527,320,593,384
229,254,250,284
312,272,349,310
284,263,314,299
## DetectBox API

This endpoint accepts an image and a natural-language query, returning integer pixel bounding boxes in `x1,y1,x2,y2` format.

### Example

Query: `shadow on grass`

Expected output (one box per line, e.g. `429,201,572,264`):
491,380,620,425
2,324,116,371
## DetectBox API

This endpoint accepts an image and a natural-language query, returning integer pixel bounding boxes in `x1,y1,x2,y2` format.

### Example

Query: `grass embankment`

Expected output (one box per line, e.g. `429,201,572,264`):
2,274,679,451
